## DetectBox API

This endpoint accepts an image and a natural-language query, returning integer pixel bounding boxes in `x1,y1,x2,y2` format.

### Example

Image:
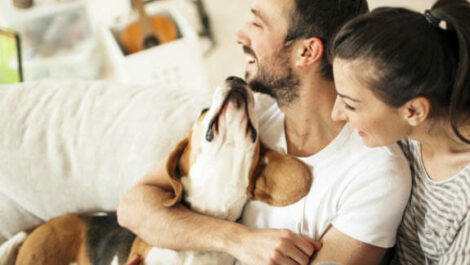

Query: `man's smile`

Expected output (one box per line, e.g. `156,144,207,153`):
243,46,257,65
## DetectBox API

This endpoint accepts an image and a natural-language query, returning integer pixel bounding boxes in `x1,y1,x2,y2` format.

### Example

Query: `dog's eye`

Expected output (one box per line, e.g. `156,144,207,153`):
200,108,209,116
206,126,214,142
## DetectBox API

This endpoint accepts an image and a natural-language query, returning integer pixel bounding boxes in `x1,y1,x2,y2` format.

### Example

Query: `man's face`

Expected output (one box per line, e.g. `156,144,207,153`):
236,0,300,106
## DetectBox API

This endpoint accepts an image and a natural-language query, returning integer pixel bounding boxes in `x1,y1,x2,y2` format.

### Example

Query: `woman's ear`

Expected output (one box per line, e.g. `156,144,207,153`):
248,143,312,206
295,37,324,67
401,97,431,126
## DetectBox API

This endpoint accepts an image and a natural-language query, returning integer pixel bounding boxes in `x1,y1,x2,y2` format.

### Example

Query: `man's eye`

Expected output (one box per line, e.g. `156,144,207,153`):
251,22,262,28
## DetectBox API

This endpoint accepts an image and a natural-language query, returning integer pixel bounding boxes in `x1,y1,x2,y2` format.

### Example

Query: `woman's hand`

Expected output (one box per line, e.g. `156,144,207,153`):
230,227,322,265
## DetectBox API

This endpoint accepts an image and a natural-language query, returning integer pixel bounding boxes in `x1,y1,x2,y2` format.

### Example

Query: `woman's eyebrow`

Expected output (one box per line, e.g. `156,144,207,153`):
337,92,361,102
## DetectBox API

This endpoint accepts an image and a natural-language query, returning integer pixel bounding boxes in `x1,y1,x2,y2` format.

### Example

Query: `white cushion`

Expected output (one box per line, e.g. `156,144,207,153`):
0,80,211,242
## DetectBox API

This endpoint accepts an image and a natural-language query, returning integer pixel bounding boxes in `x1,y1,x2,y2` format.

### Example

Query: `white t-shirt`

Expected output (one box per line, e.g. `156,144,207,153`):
240,102,412,248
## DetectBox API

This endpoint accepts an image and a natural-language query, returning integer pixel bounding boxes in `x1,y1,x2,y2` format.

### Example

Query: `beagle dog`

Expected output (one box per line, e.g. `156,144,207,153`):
2,76,312,265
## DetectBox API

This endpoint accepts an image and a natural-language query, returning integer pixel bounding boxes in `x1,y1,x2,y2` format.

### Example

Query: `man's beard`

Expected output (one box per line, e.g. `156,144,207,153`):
247,66,300,107
244,46,300,107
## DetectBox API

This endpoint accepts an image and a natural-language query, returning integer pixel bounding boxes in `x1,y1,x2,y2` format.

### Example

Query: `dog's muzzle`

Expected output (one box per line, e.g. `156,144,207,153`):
206,76,257,143
226,77,248,109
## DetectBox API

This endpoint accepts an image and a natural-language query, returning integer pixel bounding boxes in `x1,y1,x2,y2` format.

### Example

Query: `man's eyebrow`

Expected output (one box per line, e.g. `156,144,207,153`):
337,93,361,102
251,8,269,26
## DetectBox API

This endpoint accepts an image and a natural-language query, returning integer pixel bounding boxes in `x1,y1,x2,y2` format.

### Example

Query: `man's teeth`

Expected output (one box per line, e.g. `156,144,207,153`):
246,55,255,64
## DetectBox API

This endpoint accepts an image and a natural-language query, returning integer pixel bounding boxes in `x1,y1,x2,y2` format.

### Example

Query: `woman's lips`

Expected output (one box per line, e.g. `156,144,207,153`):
358,130,367,137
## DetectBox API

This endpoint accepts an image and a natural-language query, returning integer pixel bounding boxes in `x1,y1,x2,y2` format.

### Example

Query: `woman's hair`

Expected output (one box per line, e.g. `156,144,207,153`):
330,0,470,143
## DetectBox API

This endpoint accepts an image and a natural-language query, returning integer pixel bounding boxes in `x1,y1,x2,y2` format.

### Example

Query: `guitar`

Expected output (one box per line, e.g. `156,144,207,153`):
120,0,178,54
12,0,33,9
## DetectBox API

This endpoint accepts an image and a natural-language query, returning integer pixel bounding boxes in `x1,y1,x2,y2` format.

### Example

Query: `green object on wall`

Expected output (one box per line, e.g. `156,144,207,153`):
0,29,22,84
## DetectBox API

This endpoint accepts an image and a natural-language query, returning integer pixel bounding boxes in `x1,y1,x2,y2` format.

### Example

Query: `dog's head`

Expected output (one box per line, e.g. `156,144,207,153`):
197,75,259,159
164,76,312,207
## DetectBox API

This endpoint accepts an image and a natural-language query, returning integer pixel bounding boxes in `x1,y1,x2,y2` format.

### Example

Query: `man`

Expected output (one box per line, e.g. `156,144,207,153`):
117,0,412,264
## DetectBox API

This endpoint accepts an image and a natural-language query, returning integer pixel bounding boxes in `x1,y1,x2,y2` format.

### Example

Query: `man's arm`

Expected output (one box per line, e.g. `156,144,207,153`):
307,148,412,265
117,154,319,265
310,227,387,265
117,156,237,252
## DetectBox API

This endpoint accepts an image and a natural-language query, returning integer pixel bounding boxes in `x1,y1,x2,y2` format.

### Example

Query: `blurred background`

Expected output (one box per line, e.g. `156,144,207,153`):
0,0,436,91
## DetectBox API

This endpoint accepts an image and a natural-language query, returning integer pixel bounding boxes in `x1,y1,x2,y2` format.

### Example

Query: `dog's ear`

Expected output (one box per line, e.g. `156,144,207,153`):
248,142,312,206
162,134,192,207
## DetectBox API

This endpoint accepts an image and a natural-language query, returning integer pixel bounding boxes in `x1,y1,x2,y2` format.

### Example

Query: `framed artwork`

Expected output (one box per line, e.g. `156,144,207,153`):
0,29,23,84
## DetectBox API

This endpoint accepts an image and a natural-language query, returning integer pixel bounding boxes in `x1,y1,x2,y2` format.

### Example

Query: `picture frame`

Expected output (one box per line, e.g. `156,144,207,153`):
0,29,23,84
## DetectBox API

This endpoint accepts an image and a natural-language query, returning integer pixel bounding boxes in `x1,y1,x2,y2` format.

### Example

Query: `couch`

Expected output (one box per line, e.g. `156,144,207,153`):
0,80,214,243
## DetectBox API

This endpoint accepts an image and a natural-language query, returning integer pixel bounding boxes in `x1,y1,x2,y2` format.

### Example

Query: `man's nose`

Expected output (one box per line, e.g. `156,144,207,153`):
236,23,250,46
331,97,348,122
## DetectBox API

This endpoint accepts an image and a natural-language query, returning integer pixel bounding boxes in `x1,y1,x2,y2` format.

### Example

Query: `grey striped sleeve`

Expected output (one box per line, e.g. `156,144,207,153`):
392,218,425,265
438,212,470,265
392,139,470,265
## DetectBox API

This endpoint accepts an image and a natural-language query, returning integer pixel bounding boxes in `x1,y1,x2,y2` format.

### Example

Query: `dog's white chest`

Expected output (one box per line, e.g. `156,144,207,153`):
181,149,251,221
144,150,252,265
142,152,250,265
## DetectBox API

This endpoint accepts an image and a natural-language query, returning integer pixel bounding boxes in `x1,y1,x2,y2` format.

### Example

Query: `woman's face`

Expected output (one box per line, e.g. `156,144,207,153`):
331,58,412,147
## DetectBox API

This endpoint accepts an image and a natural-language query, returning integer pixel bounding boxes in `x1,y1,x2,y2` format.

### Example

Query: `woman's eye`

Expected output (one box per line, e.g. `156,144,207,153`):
345,104,356,111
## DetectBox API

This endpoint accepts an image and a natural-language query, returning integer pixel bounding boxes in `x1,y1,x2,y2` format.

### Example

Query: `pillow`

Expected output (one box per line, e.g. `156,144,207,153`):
0,80,211,242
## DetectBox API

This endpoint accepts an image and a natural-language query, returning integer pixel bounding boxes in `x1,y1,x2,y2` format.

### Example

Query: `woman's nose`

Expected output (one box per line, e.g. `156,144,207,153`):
331,97,348,122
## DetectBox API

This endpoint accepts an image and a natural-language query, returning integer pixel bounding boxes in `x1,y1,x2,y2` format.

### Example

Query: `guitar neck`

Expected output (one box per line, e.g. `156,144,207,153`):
132,0,157,37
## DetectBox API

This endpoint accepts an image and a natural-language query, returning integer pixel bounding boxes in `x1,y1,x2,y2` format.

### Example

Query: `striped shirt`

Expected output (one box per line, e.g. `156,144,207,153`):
392,139,470,265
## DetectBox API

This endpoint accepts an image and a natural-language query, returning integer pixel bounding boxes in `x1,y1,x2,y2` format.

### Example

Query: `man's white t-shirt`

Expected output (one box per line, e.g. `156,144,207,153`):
241,101,412,248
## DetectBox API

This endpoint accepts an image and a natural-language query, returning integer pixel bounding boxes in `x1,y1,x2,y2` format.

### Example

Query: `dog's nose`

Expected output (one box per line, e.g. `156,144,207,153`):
226,82,248,109
227,89,245,109
226,76,247,85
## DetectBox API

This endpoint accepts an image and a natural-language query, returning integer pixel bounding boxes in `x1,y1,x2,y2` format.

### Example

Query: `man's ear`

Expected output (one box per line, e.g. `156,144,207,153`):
401,97,431,126
295,37,324,67
248,143,312,206
162,134,192,207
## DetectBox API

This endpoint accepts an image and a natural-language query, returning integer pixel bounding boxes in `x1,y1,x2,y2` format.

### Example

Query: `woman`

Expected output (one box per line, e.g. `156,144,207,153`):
329,0,470,264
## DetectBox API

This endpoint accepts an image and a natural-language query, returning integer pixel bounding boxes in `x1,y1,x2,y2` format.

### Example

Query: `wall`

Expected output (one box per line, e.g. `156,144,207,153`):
82,0,439,89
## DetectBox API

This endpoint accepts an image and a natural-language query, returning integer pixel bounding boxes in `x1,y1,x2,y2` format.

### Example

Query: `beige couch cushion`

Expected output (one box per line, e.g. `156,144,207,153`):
0,80,211,243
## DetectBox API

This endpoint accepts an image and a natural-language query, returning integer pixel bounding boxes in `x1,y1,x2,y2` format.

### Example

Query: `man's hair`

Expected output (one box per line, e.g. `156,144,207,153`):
285,0,369,81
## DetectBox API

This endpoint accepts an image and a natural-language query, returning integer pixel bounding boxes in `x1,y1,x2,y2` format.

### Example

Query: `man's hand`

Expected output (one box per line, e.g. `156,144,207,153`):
231,227,322,265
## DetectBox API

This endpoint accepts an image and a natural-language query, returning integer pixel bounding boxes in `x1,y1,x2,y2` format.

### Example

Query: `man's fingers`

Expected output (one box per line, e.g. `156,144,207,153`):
301,235,323,250
290,235,315,256
282,242,311,265
274,253,299,265
126,254,142,265
311,240,323,250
